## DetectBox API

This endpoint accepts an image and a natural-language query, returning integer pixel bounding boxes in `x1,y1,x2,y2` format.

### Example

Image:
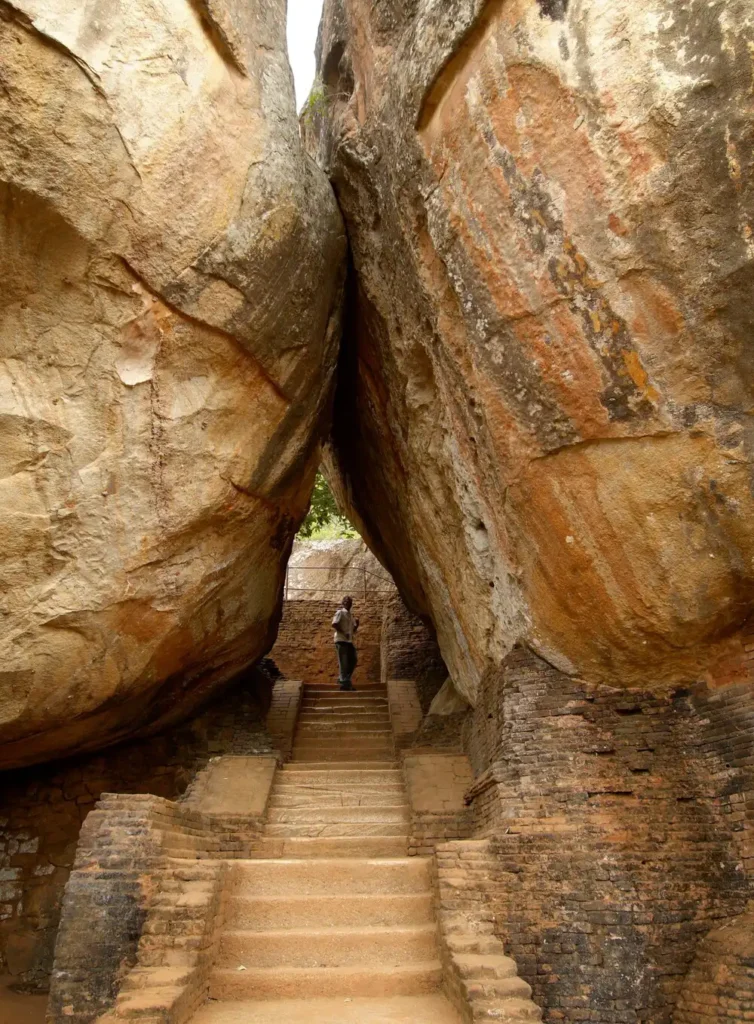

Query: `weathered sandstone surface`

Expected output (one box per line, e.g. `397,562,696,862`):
0,0,345,768
315,0,754,700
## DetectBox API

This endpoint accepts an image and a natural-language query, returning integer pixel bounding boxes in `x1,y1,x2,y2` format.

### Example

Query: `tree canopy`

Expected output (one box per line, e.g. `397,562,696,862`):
298,472,357,539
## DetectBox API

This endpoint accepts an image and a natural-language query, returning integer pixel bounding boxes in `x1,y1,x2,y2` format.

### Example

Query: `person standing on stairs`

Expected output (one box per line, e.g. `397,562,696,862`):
332,595,359,691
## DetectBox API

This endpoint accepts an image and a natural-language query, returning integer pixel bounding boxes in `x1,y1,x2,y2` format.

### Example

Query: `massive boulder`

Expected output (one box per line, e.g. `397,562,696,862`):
0,0,345,768
315,0,754,700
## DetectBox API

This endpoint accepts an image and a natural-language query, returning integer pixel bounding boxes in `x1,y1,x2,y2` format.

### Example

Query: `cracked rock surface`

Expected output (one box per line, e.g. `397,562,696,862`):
314,0,754,699
0,0,345,767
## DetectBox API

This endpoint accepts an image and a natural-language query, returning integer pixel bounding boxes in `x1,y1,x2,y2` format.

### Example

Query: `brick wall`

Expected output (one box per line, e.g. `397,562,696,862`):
387,679,424,751
0,670,273,991
432,839,540,1022
674,910,754,1022
685,681,754,880
272,598,384,685
48,790,259,1024
265,680,304,760
381,595,447,710
463,648,753,1023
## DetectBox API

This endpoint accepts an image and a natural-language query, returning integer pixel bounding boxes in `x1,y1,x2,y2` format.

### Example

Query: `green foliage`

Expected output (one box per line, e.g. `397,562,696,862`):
302,85,328,125
298,473,357,540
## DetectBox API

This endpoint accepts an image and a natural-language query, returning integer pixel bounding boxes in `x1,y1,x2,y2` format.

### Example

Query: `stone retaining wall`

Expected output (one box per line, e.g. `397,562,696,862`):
0,673,273,990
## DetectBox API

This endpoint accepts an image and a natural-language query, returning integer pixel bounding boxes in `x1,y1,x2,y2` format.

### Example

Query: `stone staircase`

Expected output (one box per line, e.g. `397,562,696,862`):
191,683,463,1023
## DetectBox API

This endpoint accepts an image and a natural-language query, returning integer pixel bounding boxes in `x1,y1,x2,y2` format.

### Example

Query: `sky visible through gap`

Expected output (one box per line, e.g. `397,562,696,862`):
287,0,325,110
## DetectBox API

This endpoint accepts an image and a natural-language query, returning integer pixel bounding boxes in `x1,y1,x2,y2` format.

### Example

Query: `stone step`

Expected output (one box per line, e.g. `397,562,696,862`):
231,858,429,897
304,684,388,692
189,994,464,1024
253,836,410,857
291,743,395,752
120,966,193,992
291,742,395,753
297,700,389,708
455,954,521,981
296,726,392,734
209,962,443,1000
293,736,394,746
225,893,433,930
110,985,185,1017
472,997,542,1020
288,757,396,767
268,806,409,824
282,762,397,772
294,736,393,745
464,977,536,1002
290,753,396,763
295,724,393,734
298,712,390,721
299,708,391,716
269,789,407,807
302,696,389,703
264,821,410,838
217,924,438,969
276,768,402,783
446,935,506,957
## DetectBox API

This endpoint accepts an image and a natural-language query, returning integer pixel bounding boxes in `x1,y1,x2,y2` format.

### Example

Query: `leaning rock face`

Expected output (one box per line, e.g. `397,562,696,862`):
316,0,754,699
0,0,345,768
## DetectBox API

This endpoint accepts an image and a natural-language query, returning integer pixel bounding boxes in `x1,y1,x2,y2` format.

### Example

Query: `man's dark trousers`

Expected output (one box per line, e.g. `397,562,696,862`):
336,641,357,690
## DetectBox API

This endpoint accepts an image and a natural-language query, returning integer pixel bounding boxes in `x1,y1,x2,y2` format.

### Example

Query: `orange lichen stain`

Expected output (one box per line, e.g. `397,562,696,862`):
608,213,629,237
589,310,602,334
621,349,660,402
515,305,612,438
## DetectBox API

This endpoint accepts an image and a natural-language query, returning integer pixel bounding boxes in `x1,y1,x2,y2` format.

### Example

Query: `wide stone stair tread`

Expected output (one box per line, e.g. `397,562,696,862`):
225,893,433,929
300,701,390,707
270,789,407,807
231,857,430,895
254,836,409,857
292,743,393,749
290,753,396,760
292,740,395,748
190,995,464,1023
296,729,392,736
264,822,410,838
276,767,401,781
282,761,398,771
209,961,444,999
267,805,409,822
299,708,391,716
290,749,396,758
217,923,438,968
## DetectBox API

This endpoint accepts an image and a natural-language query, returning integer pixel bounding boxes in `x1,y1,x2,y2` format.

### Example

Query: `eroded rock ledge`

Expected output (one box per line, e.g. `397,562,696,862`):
0,0,346,768
314,0,754,700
